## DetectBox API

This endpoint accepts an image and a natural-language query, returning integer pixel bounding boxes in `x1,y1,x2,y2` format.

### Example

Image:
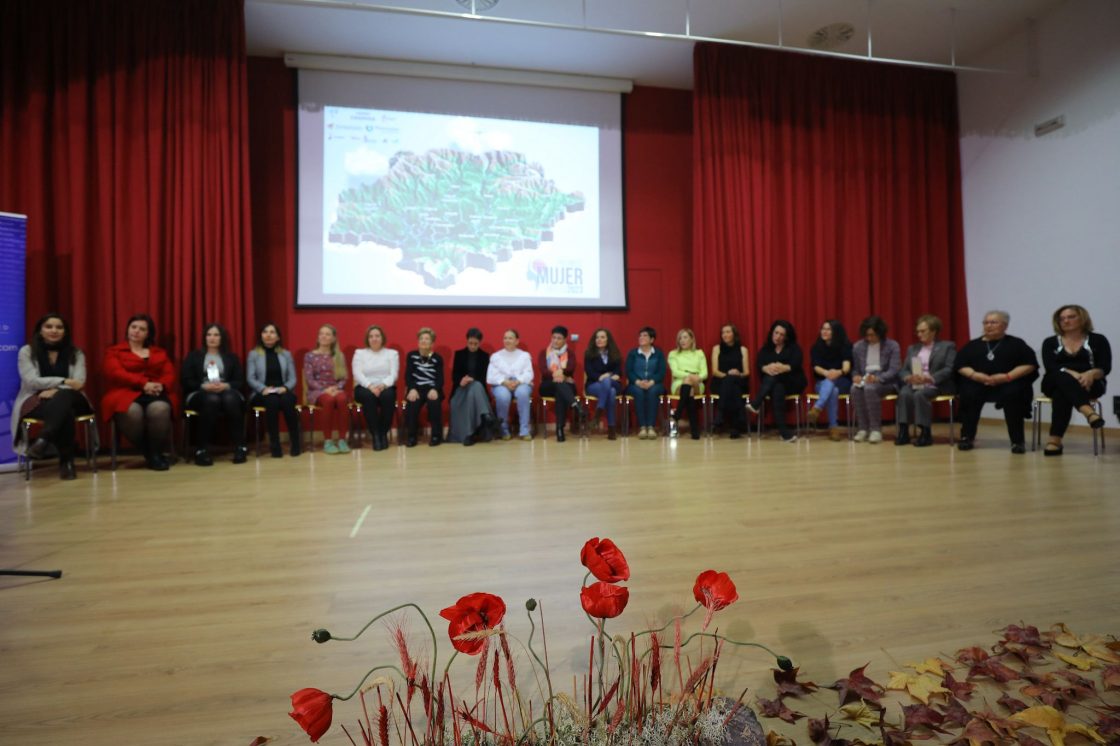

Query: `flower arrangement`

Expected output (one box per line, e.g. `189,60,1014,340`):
288,537,791,744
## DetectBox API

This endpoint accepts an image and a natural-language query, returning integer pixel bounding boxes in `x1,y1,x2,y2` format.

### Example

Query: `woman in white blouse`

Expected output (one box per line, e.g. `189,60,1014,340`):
486,329,534,440
352,325,399,451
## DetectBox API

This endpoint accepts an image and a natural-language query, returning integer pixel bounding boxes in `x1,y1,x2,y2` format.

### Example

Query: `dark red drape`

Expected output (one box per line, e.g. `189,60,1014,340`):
692,43,969,363
0,0,254,379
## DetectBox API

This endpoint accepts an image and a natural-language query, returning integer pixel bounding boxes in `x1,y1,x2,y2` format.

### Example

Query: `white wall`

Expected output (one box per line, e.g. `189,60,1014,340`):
958,0,1120,427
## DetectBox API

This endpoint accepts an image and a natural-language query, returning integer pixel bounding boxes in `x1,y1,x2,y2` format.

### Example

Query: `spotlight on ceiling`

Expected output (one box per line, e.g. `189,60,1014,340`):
455,0,500,12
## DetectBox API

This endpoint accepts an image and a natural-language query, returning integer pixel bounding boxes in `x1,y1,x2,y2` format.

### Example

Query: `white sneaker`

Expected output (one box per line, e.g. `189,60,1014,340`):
639,427,650,440
782,434,798,443
868,431,883,444
853,430,868,442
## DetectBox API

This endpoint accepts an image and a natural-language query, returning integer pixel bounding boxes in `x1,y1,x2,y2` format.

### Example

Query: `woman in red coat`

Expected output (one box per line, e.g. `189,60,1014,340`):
101,313,177,470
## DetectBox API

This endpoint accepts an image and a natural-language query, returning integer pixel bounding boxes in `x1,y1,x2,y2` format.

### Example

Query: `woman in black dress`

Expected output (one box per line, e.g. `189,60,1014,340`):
1040,304,1110,455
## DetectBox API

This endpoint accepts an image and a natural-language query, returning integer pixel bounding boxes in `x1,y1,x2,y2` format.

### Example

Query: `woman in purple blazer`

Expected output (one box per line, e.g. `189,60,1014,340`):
850,315,901,443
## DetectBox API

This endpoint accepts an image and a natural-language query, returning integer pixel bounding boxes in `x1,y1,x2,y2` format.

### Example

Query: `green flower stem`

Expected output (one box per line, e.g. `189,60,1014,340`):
524,605,555,729
319,602,440,720
632,603,703,640
331,665,406,702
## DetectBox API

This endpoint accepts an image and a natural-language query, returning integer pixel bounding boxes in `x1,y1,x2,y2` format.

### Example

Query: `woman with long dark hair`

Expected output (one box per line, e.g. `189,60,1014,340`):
13,313,94,479
101,313,176,470
748,320,806,443
584,328,623,440
807,319,852,441
181,323,248,465
247,322,302,458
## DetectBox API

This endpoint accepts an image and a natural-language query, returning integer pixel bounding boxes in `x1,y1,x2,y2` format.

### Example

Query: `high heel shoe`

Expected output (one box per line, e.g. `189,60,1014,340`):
1087,412,1105,429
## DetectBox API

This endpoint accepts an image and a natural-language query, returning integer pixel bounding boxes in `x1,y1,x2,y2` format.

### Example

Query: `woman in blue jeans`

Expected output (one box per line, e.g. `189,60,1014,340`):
625,326,666,439
486,329,534,440
806,319,852,440
584,328,623,440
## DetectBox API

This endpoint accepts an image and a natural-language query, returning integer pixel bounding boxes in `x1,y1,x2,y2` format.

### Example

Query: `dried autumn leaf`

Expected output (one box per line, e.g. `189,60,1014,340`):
1053,670,1096,700
1049,623,1120,663
938,697,970,728
886,671,950,705
1020,682,1070,711
774,666,819,697
808,715,832,744
1051,623,1083,649
902,703,946,732
1097,716,1120,737
839,700,880,729
942,671,975,700
909,657,953,676
1009,705,1106,746
997,692,1028,713
955,646,990,665
766,730,796,746
1018,736,1049,746
957,716,1001,745
967,657,1021,683
757,696,806,724
1056,652,1096,671
1102,664,1120,691
832,664,886,705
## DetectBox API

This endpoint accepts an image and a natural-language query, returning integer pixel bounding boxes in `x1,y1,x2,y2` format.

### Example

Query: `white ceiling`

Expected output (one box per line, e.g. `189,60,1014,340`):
246,0,1065,89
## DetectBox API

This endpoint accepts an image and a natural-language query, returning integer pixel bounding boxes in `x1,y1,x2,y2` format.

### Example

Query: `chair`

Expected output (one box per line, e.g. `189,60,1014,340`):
348,401,365,448
581,372,625,437
804,392,852,439
181,408,199,459
1031,395,1105,455
18,414,98,480
753,394,802,439
252,403,306,457
662,390,709,437
707,392,752,438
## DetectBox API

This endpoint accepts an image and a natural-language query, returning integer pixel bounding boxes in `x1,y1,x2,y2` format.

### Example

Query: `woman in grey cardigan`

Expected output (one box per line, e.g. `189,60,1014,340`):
247,322,302,457
897,314,956,447
850,315,901,443
12,313,95,479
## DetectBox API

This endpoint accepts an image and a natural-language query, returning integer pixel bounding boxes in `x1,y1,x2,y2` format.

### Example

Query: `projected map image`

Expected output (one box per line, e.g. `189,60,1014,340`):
327,149,585,289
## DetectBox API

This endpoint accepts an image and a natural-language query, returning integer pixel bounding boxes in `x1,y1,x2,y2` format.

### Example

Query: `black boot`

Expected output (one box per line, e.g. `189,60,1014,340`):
556,425,566,442
146,443,171,470
233,445,249,464
194,449,214,466
914,425,933,447
27,437,51,460
894,424,911,446
59,458,77,480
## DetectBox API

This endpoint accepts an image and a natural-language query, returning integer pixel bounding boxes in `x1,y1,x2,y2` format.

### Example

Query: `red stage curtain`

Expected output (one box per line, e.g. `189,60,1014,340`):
0,0,254,375
692,43,969,362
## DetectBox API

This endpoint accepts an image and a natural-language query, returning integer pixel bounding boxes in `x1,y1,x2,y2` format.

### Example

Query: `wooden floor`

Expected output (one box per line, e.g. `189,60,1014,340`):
1,422,1117,745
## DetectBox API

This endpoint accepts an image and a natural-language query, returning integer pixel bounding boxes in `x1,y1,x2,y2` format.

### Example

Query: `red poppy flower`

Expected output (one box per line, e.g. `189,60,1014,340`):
693,569,739,616
580,581,630,619
439,592,507,655
580,537,630,583
289,687,333,743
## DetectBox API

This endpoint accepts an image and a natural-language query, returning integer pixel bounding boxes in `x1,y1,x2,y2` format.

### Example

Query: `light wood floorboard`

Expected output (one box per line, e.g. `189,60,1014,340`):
1,423,1117,744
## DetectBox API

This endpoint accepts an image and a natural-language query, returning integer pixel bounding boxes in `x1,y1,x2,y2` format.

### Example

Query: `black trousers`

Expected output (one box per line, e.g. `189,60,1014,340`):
756,376,793,438
189,390,246,449
354,385,397,436
1045,374,1105,437
539,380,577,427
24,389,91,458
674,383,700,426
716,376,748,432
250,391,300,449
958,379,1032,443
404,386,444,437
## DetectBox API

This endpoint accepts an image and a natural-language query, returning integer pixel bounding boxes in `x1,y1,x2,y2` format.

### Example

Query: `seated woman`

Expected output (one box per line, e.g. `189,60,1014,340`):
584,327,623,440
955,310,1038,453
668,328,708,440
539,325,578,442
101,313,176,470
403,327,444,447
1040,304,1110,456
806,319,852,441
352,325,399,452
447,328,493,446
709,323,749,439
247,322,302,458
625,327,666,440
850,315,901,444
486,329,534,440
181,323,247,466
13,313,94,479
747,320,806,443
897,314,956,448
304,324,350,454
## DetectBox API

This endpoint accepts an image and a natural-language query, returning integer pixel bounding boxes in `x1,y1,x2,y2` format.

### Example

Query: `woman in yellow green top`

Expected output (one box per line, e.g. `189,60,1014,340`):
668,328,708,439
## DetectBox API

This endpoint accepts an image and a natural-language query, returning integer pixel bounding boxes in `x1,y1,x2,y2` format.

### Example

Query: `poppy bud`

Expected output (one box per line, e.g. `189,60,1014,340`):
525,598,537,611
311,629,332,644
777,656,794,671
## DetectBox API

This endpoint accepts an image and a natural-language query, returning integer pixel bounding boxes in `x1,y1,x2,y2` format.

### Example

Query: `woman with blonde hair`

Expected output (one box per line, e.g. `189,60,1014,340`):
304,323,350,454
1040,304,1110,456
668,328,708,439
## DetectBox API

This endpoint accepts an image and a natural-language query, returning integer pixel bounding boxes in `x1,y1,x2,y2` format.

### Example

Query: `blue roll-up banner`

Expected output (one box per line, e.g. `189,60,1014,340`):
0,212,28,470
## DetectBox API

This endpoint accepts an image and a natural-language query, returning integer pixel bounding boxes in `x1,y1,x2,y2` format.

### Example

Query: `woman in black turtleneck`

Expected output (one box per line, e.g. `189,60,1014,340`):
709,323,750,439
246,322,302,458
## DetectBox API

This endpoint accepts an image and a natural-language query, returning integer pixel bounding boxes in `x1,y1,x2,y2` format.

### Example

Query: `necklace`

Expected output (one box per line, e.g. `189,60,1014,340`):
985,339,1002,361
